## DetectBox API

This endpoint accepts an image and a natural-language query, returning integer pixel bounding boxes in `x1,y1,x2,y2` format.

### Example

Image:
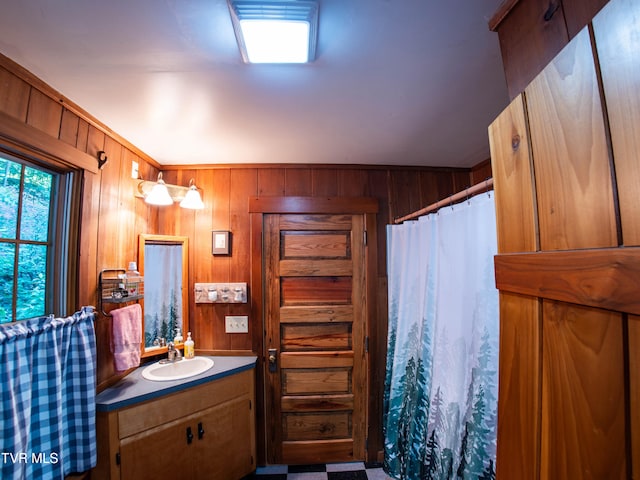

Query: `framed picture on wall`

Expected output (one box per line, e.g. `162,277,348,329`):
212,230,231,255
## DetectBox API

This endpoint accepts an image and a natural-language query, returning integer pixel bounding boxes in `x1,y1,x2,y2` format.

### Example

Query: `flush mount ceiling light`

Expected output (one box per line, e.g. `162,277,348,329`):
227,0,319,64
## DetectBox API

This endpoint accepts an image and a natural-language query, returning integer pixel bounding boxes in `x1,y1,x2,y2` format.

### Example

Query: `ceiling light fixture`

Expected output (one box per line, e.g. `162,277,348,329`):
138,174,205,209
227,0,319,64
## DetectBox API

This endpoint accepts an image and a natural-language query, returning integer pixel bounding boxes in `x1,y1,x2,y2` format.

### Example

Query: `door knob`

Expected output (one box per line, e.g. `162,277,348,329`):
268,348,277,372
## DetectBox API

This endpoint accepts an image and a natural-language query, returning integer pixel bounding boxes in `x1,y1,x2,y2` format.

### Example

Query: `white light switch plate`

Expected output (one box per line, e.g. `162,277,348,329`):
225,315,249,333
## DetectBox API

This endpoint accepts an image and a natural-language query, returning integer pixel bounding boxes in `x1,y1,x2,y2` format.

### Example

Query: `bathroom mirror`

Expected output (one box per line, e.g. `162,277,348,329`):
138,234,189,357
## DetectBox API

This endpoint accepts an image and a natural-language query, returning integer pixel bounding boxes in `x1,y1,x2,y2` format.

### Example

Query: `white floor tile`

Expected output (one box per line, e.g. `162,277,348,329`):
326,462,366,472
287,473,328,480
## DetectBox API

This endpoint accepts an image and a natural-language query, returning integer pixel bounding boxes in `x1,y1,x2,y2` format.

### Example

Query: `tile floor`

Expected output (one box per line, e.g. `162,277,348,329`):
247,462,394,480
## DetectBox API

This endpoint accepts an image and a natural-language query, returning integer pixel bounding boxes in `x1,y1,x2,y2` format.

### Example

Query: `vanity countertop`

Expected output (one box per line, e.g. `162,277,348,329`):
96,355,257,412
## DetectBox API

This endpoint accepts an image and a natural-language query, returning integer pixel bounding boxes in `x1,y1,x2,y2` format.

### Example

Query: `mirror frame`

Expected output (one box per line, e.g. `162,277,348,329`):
138,234,189,358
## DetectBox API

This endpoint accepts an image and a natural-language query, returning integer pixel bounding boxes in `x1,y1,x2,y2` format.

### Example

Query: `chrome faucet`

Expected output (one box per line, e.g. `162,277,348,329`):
166,342,182,363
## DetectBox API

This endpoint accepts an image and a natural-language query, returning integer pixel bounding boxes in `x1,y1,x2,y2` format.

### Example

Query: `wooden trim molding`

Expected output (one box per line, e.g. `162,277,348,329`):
0,110,99,173
0,53,160,170
488,0,520,31
249,196,379,214
494,247,640,315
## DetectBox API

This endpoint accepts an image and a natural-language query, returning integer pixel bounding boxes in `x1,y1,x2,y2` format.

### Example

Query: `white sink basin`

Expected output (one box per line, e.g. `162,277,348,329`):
142,356,214,382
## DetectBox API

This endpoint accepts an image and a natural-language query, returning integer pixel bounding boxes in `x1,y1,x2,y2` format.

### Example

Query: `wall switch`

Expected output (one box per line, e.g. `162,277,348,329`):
225,315,249,333
131,160,139,179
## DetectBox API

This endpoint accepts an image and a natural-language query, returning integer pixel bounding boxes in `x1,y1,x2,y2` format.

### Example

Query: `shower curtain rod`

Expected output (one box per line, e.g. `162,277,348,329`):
393,178,494,224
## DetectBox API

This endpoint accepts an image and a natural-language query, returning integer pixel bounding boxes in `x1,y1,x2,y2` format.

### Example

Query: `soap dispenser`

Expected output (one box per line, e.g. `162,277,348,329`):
184,332,195,359
174,328,183,346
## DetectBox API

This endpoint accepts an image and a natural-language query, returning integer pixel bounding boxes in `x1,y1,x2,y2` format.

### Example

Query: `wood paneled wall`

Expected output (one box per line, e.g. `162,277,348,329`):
0,52,490,462
489,0,640,477
157,165,472,354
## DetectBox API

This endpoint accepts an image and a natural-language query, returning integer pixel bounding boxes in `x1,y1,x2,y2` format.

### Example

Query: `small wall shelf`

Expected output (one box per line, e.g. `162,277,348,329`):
98,269,144,316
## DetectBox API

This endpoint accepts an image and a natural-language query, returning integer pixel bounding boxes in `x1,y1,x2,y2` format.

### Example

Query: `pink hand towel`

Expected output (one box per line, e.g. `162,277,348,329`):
110,303,142,371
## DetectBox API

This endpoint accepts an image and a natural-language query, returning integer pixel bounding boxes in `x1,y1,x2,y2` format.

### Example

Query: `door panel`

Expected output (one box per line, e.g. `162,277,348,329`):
265,213,367,464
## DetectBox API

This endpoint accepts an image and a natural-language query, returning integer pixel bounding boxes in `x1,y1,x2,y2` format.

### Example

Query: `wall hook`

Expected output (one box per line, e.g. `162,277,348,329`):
97,151,108,170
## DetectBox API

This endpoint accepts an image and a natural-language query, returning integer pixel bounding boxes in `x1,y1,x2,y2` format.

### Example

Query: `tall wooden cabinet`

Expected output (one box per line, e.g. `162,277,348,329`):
488,0,640,477
489,0,610,99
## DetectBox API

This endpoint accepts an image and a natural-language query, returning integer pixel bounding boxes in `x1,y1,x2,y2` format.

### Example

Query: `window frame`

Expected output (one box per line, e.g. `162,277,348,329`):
0,148,81,323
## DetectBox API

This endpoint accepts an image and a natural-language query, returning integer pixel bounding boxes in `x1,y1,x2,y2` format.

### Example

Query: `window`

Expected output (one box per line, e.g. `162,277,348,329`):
0,153,78,323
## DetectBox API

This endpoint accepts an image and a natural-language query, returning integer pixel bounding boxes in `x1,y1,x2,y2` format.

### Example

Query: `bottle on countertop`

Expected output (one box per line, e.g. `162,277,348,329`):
174,328,183,346
184,332,195,359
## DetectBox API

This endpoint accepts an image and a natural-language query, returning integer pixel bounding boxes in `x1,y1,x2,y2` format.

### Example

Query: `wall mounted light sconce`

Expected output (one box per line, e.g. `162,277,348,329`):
179,179,205,210
137,173,205,209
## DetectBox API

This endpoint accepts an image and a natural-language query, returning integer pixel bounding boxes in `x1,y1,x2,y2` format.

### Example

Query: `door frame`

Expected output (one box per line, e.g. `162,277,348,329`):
249,196,379,465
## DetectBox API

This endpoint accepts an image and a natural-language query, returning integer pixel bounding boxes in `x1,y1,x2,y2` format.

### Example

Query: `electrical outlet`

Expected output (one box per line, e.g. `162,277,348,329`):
225,315,248,333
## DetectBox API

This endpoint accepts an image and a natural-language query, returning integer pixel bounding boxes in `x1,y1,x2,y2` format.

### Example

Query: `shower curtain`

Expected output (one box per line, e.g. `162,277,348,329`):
0,307,97,480
384,193,499,480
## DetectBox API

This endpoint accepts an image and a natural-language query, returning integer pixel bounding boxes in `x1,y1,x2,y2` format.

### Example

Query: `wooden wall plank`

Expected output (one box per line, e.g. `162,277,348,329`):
77,118,89,153
59,109,80,147
285,168,312,196
494,247,640,315
489,95,538,254
312,168,338,196
495,292,540,480
562,0,610,38
388,170,419,221
0,67,29,121
593,0,640,246
525,28,617,250
541,301,626,479
229,168,257,351
26,88,62,138
257,168,285,196
630,315,640,480
337,169,368,197
190,169,215,350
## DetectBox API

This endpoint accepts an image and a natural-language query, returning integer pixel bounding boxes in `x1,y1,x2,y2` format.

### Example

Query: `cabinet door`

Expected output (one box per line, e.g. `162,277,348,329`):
119,417,194,480
194,396,255,480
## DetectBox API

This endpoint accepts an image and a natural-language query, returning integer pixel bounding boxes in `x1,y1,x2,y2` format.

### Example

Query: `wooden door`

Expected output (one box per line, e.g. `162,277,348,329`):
264,212,368,464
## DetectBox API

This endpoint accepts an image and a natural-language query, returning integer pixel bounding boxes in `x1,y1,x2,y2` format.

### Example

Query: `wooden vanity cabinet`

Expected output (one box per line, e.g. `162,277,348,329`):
95,369,256,480
489,0,609,99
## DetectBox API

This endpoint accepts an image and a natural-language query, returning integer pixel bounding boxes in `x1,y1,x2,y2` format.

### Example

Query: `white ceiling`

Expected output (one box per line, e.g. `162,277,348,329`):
0,0,508,168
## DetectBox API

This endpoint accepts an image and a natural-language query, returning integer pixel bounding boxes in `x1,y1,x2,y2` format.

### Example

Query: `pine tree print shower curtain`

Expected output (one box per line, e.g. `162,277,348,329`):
384,193,499,480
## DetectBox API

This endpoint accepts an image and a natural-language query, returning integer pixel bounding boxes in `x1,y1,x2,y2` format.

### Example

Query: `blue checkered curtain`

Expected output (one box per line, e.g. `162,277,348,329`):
0,307,97,480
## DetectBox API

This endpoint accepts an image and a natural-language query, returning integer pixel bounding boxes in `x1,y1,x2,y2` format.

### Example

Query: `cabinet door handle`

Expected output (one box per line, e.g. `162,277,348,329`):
186,426,194,444
198,422,205,440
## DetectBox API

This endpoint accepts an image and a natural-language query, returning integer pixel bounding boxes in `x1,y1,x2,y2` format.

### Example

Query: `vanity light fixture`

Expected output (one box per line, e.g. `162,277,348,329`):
227,0,319,64
144,172,173,206
138,174,205,209
179,179,205,210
